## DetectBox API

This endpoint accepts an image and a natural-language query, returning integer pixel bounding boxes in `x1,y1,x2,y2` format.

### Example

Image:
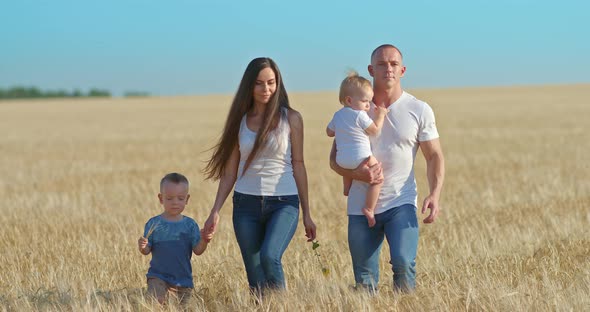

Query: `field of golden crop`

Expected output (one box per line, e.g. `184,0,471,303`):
1,84,589,311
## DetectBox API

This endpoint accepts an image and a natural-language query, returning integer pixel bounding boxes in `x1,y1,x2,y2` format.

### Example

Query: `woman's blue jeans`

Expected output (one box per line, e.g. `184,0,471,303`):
348,204,419,292
232,191,299,291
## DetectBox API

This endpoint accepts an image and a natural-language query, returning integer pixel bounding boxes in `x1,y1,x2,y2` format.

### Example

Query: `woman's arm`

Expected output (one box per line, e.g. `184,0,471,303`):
204,145,240,235
289,110,316,242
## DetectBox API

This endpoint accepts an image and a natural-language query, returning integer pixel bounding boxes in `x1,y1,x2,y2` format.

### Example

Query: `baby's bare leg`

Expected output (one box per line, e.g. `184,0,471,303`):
362,156,381,227
343,176,353,196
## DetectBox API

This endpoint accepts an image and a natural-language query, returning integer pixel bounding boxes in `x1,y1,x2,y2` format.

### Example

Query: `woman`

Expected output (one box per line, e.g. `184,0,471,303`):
203,57,316,294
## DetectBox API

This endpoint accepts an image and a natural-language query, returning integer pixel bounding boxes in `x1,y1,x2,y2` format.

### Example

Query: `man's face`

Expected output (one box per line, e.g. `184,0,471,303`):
369,47,406,90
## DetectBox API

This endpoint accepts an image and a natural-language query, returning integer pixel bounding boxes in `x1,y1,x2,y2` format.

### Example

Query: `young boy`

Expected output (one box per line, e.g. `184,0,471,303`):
327,72,386,227
138,172,212,305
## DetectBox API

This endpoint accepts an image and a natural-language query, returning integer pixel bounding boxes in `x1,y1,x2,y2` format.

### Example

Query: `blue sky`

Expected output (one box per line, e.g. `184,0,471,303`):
1,0,588,96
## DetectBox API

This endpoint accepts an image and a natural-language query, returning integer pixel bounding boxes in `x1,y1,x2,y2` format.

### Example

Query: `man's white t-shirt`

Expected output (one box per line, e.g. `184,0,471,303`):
347,91,439,215
327,106,374,169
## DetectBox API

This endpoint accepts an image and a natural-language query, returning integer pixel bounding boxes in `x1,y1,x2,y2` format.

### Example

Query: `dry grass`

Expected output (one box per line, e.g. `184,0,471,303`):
1,84,589,311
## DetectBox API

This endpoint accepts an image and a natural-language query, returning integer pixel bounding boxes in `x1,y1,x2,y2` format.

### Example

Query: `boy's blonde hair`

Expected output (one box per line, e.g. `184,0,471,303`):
160,172,189,191
339,71,372,105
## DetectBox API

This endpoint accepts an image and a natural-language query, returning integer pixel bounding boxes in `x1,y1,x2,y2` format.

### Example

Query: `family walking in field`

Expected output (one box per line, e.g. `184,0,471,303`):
137,44,445,305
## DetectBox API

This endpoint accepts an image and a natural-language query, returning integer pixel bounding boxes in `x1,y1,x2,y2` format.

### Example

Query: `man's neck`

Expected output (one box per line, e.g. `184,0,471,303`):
373,86,403,108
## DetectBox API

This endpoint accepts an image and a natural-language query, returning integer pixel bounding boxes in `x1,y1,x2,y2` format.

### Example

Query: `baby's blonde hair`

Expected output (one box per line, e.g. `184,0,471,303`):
339,71,372,105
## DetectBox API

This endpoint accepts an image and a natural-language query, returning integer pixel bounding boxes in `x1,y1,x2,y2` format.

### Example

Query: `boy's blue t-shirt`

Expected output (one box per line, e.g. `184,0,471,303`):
144,215,201,288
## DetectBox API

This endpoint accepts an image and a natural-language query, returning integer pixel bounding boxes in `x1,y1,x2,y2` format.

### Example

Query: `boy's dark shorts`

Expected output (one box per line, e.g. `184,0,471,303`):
147,277,192,305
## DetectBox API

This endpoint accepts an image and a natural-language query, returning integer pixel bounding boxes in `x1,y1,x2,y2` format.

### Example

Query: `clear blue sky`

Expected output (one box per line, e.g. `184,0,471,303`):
1,0,588,96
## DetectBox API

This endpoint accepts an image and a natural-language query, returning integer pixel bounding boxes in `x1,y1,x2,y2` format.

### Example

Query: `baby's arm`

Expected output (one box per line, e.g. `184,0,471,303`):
364,106,387,136
326,117,336,137
138,237,151,255
326,127,335,137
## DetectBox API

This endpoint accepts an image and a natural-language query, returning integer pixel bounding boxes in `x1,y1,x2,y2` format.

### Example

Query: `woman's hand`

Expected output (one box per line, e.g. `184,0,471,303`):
200,228,214,243
204,211,220,236
303,215,317,242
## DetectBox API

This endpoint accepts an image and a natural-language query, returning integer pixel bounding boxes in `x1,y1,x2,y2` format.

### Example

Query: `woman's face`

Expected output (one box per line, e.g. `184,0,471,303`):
253,67,277,105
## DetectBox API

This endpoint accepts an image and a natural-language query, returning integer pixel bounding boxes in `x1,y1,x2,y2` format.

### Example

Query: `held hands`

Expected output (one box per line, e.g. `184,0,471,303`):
200,228,214,243
203,211,220,239
422,194,441,224
204,212,219,235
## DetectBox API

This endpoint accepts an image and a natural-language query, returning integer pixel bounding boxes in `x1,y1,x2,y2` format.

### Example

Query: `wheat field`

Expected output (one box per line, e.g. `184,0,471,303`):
1,84,589,311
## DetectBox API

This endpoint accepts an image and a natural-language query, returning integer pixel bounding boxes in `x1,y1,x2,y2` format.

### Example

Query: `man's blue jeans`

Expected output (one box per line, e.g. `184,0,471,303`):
348,204,419,292
232,191,299,291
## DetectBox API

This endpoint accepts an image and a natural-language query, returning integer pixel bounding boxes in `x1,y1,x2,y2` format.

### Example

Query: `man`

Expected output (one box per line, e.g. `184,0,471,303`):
330,44,445,292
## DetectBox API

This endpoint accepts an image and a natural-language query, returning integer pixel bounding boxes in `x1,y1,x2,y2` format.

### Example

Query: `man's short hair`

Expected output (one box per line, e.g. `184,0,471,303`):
160,172,189,190
371,44,403,62
339,71,372,105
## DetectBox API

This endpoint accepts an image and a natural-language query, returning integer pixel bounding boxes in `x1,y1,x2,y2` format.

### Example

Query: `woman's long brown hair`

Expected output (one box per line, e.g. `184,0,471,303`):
203,57,291,180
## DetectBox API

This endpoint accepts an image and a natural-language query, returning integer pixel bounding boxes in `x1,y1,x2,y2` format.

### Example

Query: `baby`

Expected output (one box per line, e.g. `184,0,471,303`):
327,72,386,227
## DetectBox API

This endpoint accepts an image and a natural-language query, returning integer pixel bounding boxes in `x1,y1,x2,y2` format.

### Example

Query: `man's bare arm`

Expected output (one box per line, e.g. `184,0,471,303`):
419,138,445,223
329,140,382,184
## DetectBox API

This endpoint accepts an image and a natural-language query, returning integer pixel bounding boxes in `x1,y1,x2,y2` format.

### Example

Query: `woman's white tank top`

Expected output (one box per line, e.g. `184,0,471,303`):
234,109,298,196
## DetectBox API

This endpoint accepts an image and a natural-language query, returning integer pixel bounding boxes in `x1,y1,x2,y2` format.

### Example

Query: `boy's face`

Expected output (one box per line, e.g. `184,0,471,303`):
346,87,373,112
158,182,190,217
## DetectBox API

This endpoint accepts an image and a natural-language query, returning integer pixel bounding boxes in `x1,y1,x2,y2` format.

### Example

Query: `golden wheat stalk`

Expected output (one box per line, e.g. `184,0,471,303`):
145,222,159,239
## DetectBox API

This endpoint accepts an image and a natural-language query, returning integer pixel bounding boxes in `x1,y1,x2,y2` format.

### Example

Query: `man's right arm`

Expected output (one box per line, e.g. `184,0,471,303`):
329,140,383,184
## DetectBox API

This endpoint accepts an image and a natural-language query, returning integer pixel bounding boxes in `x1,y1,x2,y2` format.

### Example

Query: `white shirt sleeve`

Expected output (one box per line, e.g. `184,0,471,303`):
356,111,374,130
327,114,336,131
418,103,439,142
